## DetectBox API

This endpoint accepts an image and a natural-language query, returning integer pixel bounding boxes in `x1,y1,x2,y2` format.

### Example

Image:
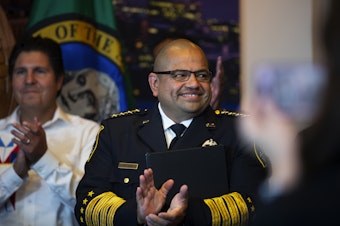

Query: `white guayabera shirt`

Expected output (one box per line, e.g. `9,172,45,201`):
0,106,99,226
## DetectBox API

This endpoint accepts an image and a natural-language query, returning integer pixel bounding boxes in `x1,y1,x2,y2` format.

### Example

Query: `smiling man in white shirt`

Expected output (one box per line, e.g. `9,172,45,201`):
0,36,99,226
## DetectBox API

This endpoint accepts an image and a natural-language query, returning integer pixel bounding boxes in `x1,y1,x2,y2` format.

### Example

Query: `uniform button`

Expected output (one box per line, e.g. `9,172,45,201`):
123,178,129,183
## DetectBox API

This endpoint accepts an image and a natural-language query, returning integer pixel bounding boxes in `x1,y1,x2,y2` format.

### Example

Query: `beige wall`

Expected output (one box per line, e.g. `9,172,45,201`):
239,0,327,110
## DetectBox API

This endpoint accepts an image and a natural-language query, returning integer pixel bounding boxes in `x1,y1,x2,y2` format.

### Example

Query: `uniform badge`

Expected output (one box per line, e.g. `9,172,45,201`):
202,139,218,147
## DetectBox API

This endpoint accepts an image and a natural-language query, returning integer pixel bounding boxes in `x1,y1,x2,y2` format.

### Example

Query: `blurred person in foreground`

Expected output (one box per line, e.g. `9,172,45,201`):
240,62,327,203
240,0,340,224
0,37,100,225
75,39,267,226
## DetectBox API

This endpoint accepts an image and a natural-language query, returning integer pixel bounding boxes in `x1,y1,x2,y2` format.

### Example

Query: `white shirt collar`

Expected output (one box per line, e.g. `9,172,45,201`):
158,103,192,131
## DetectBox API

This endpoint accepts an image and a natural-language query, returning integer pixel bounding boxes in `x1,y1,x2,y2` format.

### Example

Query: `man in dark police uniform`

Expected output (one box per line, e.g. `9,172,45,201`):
75,39,267,226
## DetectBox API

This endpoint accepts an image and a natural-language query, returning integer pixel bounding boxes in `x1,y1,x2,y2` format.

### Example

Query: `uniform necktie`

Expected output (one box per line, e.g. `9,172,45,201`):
169,123,186,150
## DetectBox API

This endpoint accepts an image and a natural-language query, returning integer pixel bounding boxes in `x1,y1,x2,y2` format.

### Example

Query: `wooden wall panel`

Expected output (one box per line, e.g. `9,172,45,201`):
0,5,16,118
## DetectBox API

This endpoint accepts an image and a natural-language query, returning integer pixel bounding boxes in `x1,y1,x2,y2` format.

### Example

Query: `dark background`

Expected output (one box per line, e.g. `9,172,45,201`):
1,0,240,110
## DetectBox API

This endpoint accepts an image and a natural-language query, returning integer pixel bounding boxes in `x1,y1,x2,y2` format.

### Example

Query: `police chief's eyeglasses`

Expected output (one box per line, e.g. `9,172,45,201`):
153,69,212,82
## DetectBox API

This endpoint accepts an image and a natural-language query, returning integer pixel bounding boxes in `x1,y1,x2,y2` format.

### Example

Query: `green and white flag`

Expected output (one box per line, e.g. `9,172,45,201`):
26,0,134,122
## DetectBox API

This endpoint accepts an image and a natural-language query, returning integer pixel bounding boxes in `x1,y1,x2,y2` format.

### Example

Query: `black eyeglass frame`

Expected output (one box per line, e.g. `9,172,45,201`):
153,69,212,82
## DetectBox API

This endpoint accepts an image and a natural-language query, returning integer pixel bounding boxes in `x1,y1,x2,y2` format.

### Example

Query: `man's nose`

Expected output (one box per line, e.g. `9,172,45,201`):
25,71,35,83
186,73,200,86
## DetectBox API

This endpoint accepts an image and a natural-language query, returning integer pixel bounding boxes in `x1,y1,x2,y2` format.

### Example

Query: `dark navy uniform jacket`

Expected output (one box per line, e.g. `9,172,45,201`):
75,105,267,226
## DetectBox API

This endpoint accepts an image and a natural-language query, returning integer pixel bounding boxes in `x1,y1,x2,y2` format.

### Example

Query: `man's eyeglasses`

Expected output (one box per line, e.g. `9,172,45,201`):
153,69,212,82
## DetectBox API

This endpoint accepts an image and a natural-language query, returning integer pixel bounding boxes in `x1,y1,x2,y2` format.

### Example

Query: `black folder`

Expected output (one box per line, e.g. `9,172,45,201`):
145,145,228,203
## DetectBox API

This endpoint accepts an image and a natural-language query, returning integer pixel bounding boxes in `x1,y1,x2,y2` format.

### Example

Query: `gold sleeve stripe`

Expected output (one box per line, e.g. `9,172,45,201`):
85,192,126,226
92,195,111,226
253,142,266,168
85,196,101,226
230,192,249,223
100,195,117,225
212,197,231,226
222,195,240,226
204,192,249,226
204,198,221,226
94,194,114,225
87,125,104,162
106,198,126,225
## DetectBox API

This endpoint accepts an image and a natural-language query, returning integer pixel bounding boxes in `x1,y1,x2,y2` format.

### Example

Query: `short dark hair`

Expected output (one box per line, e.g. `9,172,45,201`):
8,36,64,81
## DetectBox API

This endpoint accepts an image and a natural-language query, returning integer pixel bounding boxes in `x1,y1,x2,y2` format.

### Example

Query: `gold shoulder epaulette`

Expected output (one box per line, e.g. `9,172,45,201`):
214,109,249,117
111,109,144,118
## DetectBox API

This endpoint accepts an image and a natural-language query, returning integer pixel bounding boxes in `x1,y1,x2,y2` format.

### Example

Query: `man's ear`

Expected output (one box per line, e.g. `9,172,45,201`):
148,72,159,97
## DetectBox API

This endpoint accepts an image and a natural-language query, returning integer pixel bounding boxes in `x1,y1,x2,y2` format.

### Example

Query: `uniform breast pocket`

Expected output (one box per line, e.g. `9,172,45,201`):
110,168,141,199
